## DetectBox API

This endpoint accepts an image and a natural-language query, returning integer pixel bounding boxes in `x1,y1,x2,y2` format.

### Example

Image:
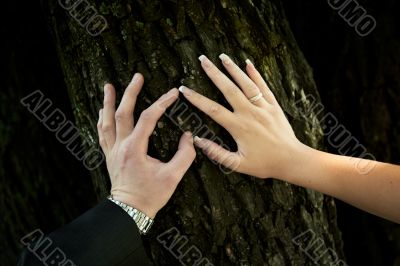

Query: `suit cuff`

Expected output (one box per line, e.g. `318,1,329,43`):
18,200,150,266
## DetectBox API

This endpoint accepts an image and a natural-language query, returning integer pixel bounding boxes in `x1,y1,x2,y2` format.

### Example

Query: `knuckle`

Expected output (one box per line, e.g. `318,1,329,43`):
211,145,222,157
102,123,113,132
103,97,112,105
269,92,278,103
119,141,137,162
250,106,264,118
225,85,239,96
203,141,214,151
114,110,127,122
208,64,219,75
139,109,153,121
208,149,219,161
247,86,260,95
208,103,220,115
154,98,167,111
121,145,131,159
236,120,250,134
203,144,213,156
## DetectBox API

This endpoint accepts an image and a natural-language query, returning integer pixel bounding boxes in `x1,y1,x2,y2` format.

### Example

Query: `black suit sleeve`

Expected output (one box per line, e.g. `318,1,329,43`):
17,200,150,266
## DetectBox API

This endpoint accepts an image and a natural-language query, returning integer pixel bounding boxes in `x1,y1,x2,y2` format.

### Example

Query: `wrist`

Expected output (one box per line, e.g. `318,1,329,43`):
278,141,318,183
280,141,340,196
111,189,158,219
108,196,155,235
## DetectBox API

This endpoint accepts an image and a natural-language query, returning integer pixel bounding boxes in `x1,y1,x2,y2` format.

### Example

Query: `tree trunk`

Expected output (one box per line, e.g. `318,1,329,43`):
40,0,345,264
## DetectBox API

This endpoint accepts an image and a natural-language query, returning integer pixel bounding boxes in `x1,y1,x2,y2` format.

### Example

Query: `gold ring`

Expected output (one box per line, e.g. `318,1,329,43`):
249,93,263,103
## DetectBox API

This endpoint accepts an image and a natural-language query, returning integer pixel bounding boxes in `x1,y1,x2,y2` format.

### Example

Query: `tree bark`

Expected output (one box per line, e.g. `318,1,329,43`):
40,0,345,264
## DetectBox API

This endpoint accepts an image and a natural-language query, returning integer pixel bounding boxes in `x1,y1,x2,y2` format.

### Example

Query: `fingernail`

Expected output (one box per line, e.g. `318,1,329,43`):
194,136,202,143
167,88,177,95
104,84,109,95
179,86,192,96
185,131,193,142
194,136,205,148
163,90,178,102
131,73,139,83
245,59,253,66
198,55,212,68
219,53,232,65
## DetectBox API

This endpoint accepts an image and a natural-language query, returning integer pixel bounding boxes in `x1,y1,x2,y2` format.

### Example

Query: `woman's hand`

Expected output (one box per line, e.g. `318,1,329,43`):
98,73,196,219
179,54,400,223
179,54,303,179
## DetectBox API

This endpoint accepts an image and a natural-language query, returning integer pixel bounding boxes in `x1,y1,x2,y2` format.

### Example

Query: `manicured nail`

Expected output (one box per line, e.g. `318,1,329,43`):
245,59,253,66
194,136,202,143
179,86,192,96
198,55,212,68
219,53,232,65
194,136,205,148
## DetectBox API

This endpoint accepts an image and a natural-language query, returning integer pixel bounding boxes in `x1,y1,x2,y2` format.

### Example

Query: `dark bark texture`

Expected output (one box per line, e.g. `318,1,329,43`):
37,0,344,265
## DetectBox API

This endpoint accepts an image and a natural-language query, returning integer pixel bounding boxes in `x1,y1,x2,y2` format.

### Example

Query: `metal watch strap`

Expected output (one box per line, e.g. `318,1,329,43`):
107,196,154,235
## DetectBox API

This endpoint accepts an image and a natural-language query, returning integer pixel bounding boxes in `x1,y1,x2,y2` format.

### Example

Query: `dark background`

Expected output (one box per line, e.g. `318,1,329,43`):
1,0,399,265
283,0,400,265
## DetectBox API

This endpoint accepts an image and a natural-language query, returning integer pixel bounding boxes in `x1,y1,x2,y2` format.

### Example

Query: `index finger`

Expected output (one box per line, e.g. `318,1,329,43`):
131,88,179,154
178,85,237,132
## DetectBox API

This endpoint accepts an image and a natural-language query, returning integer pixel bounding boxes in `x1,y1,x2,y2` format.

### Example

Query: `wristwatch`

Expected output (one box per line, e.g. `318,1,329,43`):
107,195,154,235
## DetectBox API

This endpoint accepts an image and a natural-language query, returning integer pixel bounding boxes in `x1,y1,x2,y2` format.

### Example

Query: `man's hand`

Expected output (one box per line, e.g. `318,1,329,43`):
97,73,196,219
